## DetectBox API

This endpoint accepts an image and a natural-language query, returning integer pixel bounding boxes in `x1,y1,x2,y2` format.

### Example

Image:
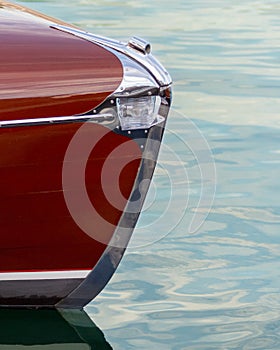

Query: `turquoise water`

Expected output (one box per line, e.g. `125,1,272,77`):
11,1,280,348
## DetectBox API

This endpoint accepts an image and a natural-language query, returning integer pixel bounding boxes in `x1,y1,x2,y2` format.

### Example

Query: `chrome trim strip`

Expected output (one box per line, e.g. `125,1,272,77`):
0,113,113,128
51,25,172,87
0,270,91,281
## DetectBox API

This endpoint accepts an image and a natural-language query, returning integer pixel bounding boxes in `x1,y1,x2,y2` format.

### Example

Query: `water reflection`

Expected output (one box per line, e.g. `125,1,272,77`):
0,308,112,349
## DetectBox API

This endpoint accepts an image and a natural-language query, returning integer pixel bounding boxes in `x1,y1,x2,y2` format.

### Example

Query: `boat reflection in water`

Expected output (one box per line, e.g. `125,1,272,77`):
0,308,112,349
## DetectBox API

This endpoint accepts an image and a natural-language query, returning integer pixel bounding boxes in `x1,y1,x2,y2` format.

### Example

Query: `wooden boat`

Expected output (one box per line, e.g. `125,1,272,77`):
0,1,172,308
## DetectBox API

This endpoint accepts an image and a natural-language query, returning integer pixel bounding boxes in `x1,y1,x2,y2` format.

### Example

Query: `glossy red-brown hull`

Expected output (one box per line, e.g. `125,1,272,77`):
0,2,137,307
0,1,171,308
0,2,123,120
0,1,129,273
0,123,141,272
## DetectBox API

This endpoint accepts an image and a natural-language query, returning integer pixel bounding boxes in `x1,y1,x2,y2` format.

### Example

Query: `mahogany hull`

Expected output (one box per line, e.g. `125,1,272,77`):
0,1,172,308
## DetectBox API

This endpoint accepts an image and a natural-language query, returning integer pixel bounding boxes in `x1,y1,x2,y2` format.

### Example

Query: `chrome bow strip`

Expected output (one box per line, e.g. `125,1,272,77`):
0,113,114,128
51,25,172,88
0,270,90,281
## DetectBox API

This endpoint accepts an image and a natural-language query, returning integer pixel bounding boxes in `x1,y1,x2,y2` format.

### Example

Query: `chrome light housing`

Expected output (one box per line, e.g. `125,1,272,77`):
116,95,162,130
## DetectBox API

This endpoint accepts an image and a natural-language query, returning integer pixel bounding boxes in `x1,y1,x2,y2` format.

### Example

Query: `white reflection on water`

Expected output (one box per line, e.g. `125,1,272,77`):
16,0,280,348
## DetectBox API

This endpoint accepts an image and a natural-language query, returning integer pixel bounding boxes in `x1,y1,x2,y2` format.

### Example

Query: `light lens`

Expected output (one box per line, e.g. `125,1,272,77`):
116,96,161,130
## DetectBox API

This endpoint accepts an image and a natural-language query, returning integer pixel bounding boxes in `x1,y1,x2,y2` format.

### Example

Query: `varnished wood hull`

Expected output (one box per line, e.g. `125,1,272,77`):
0,1,171,308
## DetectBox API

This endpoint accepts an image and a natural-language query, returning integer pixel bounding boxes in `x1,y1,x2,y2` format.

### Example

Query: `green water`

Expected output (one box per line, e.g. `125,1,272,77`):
7,0,280,348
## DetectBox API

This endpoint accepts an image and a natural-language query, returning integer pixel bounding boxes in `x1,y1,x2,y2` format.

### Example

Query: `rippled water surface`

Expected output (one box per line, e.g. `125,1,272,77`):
15,1,280,348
